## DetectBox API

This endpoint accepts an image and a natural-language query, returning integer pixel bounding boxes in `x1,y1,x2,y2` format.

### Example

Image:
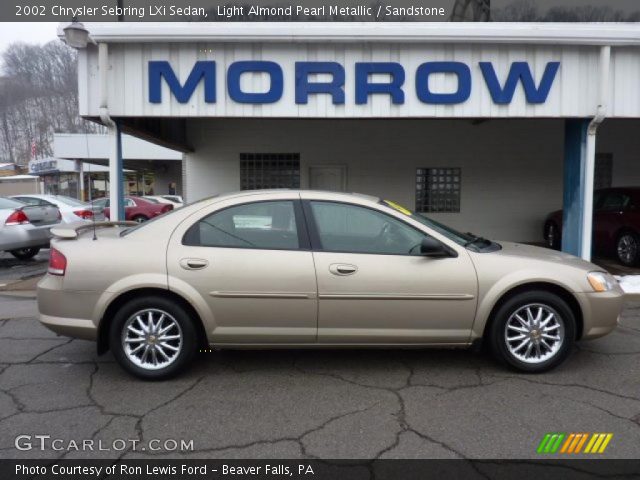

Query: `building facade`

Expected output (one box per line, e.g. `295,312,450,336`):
68,23,640,257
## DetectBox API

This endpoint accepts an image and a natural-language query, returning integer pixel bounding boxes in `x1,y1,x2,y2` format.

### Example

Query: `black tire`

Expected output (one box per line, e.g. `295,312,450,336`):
544,222,560,250
488,291,576,373
616,231,640,266
132,215,149,223
109,296,198,380
10,247,40,260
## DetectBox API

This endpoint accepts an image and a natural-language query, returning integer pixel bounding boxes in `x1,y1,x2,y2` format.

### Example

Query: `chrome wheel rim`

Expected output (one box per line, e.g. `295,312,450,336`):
617,235,637,265
505,304,565,364
134,216,146,223
121,309,182,370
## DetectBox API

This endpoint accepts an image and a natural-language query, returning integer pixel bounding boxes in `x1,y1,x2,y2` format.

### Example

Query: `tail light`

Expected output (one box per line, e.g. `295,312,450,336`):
48,248,67,276
56,210,62,221
162,204,173,213
74,209,94,219
5,209,29,225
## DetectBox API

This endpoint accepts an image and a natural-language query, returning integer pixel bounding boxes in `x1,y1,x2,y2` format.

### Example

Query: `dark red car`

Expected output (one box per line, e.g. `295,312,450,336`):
544,187,640,266
101,196,173,223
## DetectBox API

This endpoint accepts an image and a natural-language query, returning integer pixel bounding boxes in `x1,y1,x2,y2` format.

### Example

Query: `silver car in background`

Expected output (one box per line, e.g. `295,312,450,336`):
11,194,105,223
0,197,60,259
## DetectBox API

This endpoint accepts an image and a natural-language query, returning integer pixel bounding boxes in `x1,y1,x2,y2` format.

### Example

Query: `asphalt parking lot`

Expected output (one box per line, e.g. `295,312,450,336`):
0,283,639,460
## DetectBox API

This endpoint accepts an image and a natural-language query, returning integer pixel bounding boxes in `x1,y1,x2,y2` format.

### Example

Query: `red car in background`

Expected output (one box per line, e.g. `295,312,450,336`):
544,187,640,266
99,196,173,223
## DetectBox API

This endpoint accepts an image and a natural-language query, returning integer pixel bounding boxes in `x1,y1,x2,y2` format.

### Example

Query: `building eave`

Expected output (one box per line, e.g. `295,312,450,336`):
58,22,640,46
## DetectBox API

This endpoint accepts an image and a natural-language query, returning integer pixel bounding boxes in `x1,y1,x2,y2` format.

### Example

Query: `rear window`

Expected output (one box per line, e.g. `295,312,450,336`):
0,197,26,209
55,195,88,207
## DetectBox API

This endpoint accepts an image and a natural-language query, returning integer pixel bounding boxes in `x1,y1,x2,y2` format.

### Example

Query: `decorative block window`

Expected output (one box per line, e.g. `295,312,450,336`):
416,167,461,213
240,153,300,190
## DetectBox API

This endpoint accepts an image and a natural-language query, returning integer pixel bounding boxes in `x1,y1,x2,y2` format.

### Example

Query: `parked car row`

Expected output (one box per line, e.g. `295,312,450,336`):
544,187,640,266
93,196,174,223
0,194,181,260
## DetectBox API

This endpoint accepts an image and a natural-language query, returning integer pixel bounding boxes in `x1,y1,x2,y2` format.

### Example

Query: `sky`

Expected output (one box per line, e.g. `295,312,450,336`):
0,22,59,54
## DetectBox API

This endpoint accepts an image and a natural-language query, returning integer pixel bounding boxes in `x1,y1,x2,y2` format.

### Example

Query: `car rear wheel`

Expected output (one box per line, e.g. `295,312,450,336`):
10,247,40,260
489,291,575,373
109,296,197,379
616,231,640,266
132,215,148,223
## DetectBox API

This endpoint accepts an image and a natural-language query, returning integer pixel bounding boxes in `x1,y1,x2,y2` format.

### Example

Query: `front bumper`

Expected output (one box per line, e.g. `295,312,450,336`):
575,286,625,340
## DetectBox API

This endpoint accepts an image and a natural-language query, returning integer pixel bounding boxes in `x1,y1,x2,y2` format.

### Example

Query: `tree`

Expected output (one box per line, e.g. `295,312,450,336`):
0,41,98,165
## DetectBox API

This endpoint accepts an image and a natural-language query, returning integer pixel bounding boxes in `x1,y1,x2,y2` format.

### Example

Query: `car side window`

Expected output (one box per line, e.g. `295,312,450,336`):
310,201,426,255
125,199,135,207
183,201,300,250
599,193,630,212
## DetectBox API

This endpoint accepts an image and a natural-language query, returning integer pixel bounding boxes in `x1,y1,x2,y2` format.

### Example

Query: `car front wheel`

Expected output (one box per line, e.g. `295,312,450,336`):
10,247,40,260
109,296,197,379
489,291,575,373
616,231,640,266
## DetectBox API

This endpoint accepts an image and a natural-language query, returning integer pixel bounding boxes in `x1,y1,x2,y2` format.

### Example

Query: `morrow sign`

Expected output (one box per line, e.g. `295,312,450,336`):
148,60,561,106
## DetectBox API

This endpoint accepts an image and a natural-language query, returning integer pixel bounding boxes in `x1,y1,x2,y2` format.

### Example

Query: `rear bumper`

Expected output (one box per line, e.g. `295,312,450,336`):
39,313,97,341
37,275,100,341
0,224,53,251
575,287,625,340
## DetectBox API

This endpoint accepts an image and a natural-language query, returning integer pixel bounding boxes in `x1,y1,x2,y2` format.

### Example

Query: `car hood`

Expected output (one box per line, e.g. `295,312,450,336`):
489,241,598,271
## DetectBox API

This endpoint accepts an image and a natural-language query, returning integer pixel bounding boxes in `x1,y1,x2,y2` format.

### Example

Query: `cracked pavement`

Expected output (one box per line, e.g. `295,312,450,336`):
0,294,639,460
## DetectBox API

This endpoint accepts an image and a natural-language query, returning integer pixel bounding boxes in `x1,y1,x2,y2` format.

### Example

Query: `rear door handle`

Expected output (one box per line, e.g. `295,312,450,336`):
180,258,209,270
329,263,357,276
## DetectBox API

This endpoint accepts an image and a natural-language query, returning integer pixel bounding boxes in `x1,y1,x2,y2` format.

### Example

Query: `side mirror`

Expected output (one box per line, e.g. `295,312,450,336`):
420,237,454,257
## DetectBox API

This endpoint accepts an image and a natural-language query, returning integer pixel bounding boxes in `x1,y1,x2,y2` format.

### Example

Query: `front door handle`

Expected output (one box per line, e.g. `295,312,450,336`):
180,258,209,270
329,263,357,276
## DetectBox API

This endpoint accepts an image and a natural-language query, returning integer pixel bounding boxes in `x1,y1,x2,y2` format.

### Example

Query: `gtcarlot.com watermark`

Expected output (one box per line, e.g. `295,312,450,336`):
14,434,194,452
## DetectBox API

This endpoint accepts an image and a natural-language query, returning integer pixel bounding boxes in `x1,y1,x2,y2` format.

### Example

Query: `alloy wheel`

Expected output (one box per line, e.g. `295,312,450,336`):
121,309,183,370
504,303,565,364
617,234,637,265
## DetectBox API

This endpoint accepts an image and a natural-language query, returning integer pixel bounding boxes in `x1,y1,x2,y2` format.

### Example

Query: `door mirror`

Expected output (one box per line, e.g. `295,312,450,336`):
420,237,454,257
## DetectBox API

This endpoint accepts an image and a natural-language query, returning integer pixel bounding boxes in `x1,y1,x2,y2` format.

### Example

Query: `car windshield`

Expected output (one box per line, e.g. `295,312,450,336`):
0,197,25,209
54,195,88,207
379,200,476,246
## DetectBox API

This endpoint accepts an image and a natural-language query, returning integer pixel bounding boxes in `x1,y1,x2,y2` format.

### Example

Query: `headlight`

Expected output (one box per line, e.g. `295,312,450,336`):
587,271,617,292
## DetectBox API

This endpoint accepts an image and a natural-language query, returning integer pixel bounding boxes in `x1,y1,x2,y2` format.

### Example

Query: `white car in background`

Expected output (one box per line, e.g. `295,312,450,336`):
0,197,60,259
11,194,105,224
143,195,184,208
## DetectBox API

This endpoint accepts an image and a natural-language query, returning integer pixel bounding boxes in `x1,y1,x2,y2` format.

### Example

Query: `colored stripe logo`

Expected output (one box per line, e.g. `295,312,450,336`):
537,433,613,454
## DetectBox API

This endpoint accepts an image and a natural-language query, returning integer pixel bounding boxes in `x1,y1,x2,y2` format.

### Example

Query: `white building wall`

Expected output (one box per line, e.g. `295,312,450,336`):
78,39,640,119
185,118,565,242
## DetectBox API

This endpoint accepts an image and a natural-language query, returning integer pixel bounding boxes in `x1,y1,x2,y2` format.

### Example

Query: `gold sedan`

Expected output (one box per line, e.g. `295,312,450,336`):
38,190,623,379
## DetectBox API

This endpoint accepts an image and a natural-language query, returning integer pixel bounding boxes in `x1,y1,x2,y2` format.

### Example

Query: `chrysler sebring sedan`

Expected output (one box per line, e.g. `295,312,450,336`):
37,190,623,379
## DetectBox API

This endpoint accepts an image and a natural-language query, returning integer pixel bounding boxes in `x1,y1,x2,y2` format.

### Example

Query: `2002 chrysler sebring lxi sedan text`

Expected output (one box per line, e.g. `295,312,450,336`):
37,190,623,379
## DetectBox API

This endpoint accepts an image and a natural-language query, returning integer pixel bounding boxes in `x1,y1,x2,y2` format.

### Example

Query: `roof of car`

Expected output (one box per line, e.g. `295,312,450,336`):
214,189,381,203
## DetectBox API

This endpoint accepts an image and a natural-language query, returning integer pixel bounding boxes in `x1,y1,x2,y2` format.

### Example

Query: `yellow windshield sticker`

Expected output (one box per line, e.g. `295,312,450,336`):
384,200,412,216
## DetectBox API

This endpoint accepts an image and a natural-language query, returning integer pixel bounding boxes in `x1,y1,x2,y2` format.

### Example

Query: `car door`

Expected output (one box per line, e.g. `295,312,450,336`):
303,197,478,344
593,191,629,252
166,195,318,344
